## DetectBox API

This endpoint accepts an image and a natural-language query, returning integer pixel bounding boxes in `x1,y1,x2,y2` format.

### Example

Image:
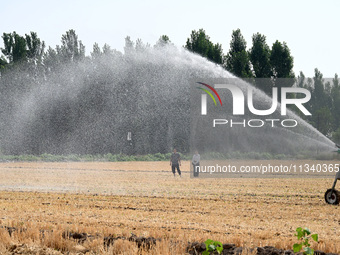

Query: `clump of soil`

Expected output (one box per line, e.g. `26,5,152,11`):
8,244,63,255
186,242,338,255
3,227,338,255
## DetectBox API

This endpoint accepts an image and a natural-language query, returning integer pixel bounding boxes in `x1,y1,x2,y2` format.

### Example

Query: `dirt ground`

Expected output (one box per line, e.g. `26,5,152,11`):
0,160,339,254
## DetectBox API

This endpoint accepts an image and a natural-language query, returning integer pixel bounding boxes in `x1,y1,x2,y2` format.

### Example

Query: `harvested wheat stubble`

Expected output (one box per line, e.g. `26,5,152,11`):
0,161,339,254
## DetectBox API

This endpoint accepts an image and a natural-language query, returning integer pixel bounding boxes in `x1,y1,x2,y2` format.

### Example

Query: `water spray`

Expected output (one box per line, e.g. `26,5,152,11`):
335,143,340,154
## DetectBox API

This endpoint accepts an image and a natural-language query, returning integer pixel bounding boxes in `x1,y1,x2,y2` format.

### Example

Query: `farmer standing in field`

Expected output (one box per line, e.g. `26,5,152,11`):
192,150,200,177
170,148,181,177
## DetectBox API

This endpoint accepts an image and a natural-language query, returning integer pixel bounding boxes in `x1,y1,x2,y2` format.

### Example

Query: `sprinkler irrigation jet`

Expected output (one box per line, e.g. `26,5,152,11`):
336,144,340,153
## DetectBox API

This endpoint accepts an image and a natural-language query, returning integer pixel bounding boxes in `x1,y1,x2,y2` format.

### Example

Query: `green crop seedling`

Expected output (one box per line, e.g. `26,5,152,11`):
293,227,318,255
203,239,223,255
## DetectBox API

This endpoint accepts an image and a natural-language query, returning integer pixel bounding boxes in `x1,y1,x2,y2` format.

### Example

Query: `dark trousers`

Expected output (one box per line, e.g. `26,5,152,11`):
172,163,181,175
192,163,200,177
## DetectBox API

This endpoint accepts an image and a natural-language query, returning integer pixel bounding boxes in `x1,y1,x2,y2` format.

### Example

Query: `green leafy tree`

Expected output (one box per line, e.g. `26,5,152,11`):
93,43,122,59
1,31,45,76
102,43,114,55
270,40,295,101
1,32,27,63
91,42,102,60
43,46,61,72
331,74,340,130
58,29,85,62
314,107,333,135
305,69,334,135
210,43,223,64
311,68,327,111
297,69,338,135
124,36,135,56
333,73,340,89
224,29,252,78
135,38,149,52
185,28,223,65
249,33,271,78
293,71,315,118
296,71,306,89
25,32,45,65
0,55,7,70
332,128,340,144
249,33,272,93
154,35,172,48
270,40,294,79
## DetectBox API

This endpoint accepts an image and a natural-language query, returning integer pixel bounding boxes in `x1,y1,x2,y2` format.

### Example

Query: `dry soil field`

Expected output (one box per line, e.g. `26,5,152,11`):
0,160,339,254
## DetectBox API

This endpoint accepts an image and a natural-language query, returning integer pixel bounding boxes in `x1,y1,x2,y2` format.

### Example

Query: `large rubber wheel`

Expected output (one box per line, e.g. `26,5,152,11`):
325,189,340,205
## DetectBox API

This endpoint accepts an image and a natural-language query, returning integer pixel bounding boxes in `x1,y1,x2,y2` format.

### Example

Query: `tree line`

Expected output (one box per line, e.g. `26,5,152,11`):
0,30,191,155
0,28,339,155
185,28,340,143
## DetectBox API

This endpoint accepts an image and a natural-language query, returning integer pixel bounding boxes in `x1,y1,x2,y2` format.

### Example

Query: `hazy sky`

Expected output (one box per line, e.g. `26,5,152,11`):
1,0,339,77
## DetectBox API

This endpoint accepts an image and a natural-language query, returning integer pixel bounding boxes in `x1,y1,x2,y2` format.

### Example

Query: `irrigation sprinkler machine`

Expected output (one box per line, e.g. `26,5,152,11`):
324,144,340,205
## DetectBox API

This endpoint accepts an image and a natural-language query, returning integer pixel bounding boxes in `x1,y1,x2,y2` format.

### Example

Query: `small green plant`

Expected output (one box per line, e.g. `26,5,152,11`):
293,227,318,255
202,239,223,255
